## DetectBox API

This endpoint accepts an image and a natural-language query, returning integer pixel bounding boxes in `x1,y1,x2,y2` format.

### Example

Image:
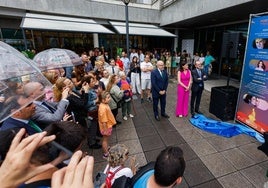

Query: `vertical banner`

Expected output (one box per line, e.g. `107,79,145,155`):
236,13,268,133
117,47,123,57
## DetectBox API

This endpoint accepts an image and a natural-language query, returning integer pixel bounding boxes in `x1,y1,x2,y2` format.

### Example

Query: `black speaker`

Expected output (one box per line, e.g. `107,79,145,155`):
209,86,239,121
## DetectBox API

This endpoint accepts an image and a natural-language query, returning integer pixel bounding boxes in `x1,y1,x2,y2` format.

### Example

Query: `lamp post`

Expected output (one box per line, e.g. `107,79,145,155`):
123,0,130,58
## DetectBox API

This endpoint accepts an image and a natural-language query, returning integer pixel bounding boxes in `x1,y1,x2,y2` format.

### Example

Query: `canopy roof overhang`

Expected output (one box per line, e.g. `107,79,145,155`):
21,13,114,34
110,21,176,37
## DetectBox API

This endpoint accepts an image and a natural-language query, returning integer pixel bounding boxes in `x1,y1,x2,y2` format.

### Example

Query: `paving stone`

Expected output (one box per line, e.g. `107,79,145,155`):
180,129,203,142
116,127,138,142
240,165,267,188
239,142,267,163
188,138,217,157
136,126,157,138
207,135,237,152
200,153,236,178
159,131,185,146
192,179,223,188
221,148,255,170
177,143,198,161
144,147,165,162
184,158,215,187
139,135,165,151
154,121,177,132
218,172,254,188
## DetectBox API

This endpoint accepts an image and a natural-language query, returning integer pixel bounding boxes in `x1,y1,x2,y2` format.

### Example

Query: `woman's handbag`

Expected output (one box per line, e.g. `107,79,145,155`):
111,94,122,108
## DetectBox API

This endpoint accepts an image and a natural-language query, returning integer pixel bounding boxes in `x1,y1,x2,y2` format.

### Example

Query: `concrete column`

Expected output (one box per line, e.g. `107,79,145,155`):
93,33,99,48
173,29,179,52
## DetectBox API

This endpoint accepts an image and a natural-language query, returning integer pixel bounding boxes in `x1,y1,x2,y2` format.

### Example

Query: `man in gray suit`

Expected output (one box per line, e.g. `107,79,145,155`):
24,82,69,129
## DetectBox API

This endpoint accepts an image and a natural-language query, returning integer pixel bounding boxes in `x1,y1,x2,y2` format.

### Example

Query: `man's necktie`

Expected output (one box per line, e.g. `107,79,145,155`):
197,69,203,87
112,67,115,74
197,69,201,77
42,102,55,113
161,70,165,78
28,120,42,132
159,70,163,78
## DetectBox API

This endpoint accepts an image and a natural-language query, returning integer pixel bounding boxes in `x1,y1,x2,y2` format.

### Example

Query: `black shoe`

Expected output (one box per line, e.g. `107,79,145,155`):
88,143,102,149
141,98,144,103
195,110,202,114
191,113,195,118
155,115,160,121
116,120,122,125
161,113,170,118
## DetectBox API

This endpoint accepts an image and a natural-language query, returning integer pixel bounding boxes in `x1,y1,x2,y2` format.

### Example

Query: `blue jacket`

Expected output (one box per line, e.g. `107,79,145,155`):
1,117,38,135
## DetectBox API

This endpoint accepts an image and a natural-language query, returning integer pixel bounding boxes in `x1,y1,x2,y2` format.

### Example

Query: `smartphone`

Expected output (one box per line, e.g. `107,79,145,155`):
71,111,76,122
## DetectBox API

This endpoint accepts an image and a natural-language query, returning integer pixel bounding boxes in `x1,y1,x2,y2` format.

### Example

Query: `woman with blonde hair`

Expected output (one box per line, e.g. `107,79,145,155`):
42,70,61,102
106,74,124,124
54,77,89,127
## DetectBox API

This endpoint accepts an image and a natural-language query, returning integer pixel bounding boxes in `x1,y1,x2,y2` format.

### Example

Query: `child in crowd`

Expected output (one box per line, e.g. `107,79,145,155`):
103,144,136,186
118,71,134,120
98,91,116,158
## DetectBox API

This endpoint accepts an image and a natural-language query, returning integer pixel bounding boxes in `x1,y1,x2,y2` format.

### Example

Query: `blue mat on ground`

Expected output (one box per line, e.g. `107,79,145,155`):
190,114,264,143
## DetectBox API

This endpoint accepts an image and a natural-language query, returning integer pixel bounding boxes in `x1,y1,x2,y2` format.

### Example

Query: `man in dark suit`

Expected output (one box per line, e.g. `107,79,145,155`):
151,60,169,121
1,97,38,135
190,61,207,118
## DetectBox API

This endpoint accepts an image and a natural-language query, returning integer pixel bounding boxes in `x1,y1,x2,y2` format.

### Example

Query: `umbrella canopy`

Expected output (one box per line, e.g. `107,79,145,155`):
0,41,52,122
33,48,83,71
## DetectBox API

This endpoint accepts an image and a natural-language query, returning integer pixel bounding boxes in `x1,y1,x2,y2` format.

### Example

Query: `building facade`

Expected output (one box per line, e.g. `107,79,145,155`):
0,0,267,78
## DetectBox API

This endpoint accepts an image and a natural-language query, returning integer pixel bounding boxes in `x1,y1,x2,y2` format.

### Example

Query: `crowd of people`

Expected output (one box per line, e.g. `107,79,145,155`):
0,46,216,187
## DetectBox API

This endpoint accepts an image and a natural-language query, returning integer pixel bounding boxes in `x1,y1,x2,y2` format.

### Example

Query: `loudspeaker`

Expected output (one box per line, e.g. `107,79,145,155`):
209,86,239,121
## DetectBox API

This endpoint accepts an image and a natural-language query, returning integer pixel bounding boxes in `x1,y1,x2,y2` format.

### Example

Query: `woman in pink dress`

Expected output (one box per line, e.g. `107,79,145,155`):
176,61,192,117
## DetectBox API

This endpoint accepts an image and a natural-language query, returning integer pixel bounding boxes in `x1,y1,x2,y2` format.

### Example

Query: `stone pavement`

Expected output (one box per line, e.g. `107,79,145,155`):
88,76,268,188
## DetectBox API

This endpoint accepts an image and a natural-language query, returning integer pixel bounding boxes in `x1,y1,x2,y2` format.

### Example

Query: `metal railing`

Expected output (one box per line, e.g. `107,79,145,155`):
113,0,177,9
160,0,177,9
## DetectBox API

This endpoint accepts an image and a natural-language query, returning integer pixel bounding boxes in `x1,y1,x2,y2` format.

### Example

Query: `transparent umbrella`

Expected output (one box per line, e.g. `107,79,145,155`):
33,48,83,71
0,41,52,122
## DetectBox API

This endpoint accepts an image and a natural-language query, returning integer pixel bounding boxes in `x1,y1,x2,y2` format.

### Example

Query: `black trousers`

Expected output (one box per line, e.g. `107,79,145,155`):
87,118,98,145
111,108,119,120
152,94,166,117
190,88,203,114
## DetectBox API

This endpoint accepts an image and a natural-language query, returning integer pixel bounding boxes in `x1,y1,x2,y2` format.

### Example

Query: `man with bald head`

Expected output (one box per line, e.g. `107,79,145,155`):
190,61,207,118
24,82,69,129
81,54,93,73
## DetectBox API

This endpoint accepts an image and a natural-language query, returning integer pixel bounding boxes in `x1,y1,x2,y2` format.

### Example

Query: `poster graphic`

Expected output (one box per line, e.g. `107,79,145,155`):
236,13,268,133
